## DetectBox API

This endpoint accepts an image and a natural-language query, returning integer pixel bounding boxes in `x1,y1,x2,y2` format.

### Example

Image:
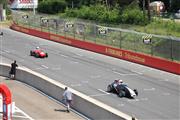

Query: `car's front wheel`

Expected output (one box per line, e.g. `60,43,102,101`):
46,53,48,57
35,53,39,58
107,85,113,92
134,89,138,96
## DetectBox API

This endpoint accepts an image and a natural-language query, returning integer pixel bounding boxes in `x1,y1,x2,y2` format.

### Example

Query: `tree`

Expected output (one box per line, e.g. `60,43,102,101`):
38,0,67,14
0,0,7,8
170,0,180,12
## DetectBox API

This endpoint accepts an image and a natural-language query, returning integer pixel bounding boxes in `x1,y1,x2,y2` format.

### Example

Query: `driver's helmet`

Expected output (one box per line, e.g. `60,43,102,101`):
36,46,40,49
119,79,123,83
114,79,120,83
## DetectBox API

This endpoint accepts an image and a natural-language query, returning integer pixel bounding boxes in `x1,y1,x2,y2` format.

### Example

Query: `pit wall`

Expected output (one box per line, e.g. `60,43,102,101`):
0,63,134,120
10,24,180,74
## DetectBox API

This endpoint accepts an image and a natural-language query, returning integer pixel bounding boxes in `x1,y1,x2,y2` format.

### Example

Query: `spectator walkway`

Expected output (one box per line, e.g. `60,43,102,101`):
0,76,85,120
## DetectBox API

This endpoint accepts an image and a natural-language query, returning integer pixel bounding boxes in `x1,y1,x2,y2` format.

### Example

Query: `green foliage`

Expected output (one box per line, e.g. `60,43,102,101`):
120,1,148,25
37,0,66,14
6,7,11,15
0,0,6,5
121,7,147,25
133,18,180,37
64,4,147,25
0,0,11,17
148,18,180,36
64,4,120,24
64,8,78,17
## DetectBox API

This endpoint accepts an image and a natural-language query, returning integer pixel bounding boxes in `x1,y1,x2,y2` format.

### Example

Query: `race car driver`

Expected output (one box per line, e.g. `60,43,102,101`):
113,79,123,88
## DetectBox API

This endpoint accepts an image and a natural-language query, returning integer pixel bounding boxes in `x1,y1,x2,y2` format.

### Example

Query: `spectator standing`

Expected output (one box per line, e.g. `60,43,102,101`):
9,60,18,79
63,87,73,113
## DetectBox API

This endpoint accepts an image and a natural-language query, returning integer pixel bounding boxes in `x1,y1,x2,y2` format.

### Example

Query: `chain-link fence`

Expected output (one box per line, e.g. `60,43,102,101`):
12,11,180,62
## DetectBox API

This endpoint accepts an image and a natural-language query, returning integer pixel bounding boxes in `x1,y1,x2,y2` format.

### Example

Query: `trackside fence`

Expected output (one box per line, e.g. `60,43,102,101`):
12,11,180,62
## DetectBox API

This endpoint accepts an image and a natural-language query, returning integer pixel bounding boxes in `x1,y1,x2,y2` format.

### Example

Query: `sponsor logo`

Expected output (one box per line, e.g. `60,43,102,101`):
19,0,33,4
11,0,38,8
125,52,145,63
105,48,123,57
98,27,108,35
21,28,29,33
142,34,152,44
14,26,20,31
105,48,145,63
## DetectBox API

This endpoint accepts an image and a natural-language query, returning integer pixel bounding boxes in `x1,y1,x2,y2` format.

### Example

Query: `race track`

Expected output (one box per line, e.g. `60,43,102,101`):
0,28,179,120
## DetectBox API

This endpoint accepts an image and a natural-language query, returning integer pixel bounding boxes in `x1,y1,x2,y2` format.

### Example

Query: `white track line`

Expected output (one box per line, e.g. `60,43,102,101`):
70,61,79,64
98,89,110,94
113,71,124,75
14,106,34,120
70,84,82,87
12,115,30,119
113,71,140,76
131,70,143,75
90,75,101,78
3,50,10,53
143,88,156,91
41,65,48,69
60,54,68,58
33,67,44,70
89,93,110,97
88,89,110,97
75,53,83,57
51,67,61,70
81,81,89,84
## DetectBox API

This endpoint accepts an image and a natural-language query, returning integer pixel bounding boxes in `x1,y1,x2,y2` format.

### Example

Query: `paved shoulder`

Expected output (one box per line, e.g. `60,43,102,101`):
0,76,84,120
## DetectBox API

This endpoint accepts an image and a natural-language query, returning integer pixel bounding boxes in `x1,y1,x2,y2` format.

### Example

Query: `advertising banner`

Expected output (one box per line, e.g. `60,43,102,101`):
10,0,38,9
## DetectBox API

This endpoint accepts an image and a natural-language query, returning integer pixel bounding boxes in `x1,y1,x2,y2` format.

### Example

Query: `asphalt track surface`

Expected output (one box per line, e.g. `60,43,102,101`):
0,27,179,120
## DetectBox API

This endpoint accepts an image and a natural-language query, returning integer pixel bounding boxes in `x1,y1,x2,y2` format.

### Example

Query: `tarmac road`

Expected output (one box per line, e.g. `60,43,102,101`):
0,27,179,120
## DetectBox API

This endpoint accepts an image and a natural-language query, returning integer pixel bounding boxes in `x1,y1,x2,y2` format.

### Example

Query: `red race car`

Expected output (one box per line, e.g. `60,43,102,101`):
30,48,48,58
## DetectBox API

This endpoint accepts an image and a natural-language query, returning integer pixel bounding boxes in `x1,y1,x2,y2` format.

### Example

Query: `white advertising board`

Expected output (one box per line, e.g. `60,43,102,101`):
10,0,38,9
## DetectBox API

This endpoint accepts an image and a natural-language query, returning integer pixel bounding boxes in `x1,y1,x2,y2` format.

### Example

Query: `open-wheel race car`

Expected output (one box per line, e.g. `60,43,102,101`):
30,47,48,58
107,79,138,99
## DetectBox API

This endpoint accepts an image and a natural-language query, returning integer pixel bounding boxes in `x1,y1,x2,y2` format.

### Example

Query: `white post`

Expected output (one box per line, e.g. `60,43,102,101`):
2,9,6,21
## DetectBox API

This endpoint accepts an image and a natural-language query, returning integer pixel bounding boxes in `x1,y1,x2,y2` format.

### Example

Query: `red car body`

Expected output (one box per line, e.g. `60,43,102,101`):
30,49,48,58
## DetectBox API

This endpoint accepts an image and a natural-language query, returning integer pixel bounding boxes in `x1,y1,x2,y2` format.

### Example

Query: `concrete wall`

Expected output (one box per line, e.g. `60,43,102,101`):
0,63,134,120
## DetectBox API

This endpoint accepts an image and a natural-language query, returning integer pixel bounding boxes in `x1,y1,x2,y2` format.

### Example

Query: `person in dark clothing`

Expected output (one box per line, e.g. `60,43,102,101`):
9,60,18,79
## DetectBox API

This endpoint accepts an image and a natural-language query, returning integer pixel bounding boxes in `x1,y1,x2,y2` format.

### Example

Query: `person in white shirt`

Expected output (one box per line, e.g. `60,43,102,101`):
63,87,73,112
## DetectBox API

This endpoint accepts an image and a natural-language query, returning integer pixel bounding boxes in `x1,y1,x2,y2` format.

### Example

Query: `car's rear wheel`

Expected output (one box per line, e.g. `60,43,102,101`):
30,51,33,56
119,91,125,98
107,85,113,92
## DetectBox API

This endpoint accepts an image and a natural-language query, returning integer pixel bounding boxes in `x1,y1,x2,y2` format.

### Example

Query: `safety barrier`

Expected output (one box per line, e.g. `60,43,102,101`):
0,63,134,120
10,24,180,75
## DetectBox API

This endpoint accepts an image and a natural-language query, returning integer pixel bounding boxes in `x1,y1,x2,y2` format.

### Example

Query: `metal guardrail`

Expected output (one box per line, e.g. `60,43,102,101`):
12,11,180,62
